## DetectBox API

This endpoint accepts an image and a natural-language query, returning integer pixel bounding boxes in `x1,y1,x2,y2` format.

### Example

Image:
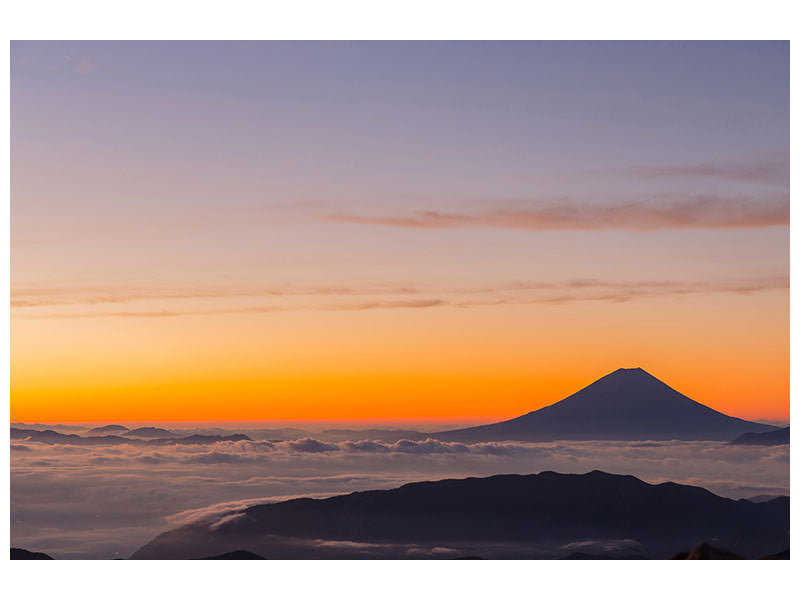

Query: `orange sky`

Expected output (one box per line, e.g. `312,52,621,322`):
11,287,788,422
10,42,789,424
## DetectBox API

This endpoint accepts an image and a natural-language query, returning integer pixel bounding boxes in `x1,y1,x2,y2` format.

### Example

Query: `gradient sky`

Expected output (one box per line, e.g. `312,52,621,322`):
10,41,789,422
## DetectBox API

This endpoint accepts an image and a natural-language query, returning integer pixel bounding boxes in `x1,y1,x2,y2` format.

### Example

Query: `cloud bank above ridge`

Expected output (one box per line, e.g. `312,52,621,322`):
11,432,789,559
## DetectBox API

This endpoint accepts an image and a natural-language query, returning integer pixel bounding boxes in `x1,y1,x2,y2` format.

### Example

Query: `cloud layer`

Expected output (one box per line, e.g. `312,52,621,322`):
629,153,788,184
12,276,787,319
328,195,788,232
10,430,789,559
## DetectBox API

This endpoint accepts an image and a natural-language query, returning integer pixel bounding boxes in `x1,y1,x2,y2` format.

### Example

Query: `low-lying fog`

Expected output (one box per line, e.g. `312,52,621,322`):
10,423,789,559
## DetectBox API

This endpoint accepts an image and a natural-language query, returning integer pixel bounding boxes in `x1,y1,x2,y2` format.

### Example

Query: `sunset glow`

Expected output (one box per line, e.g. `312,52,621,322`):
11,41,789,423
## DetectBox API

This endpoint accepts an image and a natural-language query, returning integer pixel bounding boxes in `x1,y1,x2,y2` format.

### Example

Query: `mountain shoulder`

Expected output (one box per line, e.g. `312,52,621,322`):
11,548,54,560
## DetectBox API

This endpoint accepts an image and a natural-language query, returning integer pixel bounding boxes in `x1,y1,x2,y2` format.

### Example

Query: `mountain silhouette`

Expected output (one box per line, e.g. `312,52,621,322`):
87,424,130,434
123,427,176,438
10,428,131,446
561,551,648,560
11,422,85,432
432,368,777,441
729,426,789,446
10,427,250,447
165,434,250,445
198,550,265,560
671,542,743,559
745,494,785,504
11,548,53,560
131,470,788,560
321,429,426,442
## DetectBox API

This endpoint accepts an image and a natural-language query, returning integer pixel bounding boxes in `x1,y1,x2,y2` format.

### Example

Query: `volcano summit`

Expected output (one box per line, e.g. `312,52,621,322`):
432,368,777,442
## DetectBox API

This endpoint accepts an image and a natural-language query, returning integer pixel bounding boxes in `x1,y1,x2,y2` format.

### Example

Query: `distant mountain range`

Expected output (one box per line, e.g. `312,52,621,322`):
10,422,85,432
320,429,428,442
729,427,789,446
86,424,130,434
123,427,176,438
10,428,250,446
130,470,788,560
9,368,785,446
431,368,778,442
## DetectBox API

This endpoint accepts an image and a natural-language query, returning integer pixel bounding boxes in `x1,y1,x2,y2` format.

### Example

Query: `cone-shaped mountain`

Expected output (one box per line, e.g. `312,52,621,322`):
432,367,777,441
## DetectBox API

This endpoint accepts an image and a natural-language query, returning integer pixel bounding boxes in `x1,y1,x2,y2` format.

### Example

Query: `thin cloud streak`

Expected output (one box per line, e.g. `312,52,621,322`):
10,285,421,308
16,306,294,319
15,300,447,319
630,154,788,184
13,277,786,312
451,277,787,294
326,299,445,311
14,277,787,319
328,195,788,232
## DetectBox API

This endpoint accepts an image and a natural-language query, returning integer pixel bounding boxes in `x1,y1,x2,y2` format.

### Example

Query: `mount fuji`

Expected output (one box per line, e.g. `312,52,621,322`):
432,368,777,442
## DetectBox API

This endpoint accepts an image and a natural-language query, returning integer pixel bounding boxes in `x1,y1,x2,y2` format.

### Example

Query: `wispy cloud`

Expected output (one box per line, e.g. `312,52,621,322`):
14,301,445,319
13,276,786,319
630,154,788,184
328,195,788,232
326,299,445,311
451,276,789,307
15,306,293,320
453,277,788,295
10,284,421,309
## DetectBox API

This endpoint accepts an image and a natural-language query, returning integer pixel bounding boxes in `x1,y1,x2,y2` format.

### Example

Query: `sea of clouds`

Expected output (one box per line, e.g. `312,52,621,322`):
10,427,789,559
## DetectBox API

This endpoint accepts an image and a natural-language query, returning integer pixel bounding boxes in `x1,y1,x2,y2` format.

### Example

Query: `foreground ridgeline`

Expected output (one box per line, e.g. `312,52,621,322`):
130,470,788,560
11,548,53,560
432,368,779,442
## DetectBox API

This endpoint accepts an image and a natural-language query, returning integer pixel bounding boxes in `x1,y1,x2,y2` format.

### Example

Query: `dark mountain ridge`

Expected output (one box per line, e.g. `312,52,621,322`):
10,428,131,446
432,368,777,442
87,424,130,434
11,548,53,560
123,427,176,438
10,428,250,446
198,550,265,560
320,429,426,442
131,470,788,560
729,427,789,446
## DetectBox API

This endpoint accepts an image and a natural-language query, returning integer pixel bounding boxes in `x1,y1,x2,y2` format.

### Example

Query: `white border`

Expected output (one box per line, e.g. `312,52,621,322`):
2,2,796,599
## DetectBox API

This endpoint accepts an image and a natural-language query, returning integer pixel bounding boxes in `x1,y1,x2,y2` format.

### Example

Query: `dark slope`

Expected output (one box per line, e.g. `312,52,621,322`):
10,428,131,445
760,548,790,559
124,427,176,438
746,494,787,503
198,550,265,560
131,470,788,560
671,542,743,559
166,434,250,445
562,551,648,560
729,426,789,446
87,424,130,434
321,429,426,442
10,427,250,446
10,422,85,432
432,368,777,441
11,548,53,560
